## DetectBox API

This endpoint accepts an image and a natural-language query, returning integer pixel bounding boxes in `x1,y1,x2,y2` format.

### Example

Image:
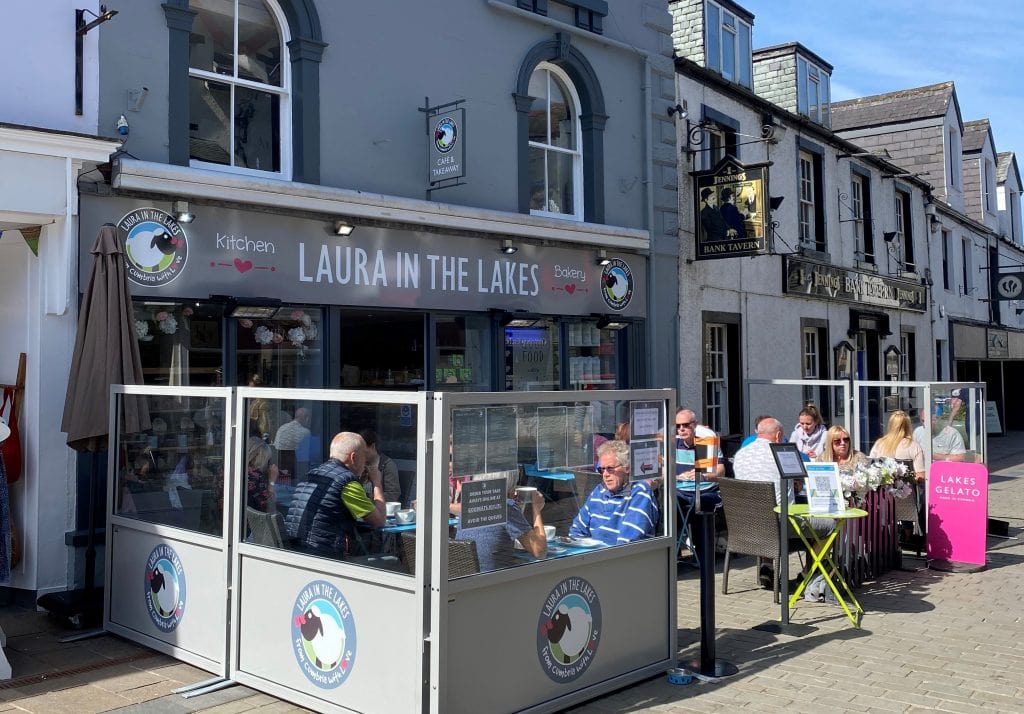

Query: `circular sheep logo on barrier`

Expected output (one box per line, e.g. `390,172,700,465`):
118,208,189,287
144,544,186,632
291,580,357,689
537,576,602,683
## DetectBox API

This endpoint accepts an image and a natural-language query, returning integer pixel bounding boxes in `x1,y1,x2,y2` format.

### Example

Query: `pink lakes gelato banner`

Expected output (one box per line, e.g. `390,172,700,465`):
927,461,988,567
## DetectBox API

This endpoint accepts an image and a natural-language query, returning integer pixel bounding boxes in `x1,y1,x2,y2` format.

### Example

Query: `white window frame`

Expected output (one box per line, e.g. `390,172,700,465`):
983,159,995,213
947,127,961,190
704,1,752,89
797,56,831,126
900,332,913,381
799,151,816,246
528,62,584,222
188,0,293,180
962,237,972,294
941,229,951,291
802,328,819,378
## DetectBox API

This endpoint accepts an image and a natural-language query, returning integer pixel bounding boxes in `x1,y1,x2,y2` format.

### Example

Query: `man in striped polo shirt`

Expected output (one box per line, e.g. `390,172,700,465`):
570,440,659,546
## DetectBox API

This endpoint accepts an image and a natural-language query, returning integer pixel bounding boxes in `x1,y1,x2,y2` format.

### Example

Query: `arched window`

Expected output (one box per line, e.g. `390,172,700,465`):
527,62,583,221
188,0,291,177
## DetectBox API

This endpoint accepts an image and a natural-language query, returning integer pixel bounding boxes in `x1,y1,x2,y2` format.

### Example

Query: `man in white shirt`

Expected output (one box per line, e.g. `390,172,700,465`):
911,406,966,462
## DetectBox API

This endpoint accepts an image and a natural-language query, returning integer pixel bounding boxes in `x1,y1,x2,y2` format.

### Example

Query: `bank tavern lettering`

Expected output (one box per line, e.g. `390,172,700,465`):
784,257,927,312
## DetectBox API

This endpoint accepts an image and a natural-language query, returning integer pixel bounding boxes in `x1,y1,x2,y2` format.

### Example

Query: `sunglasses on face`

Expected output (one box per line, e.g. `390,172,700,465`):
832,437,850,444
596,464,623,473
675,422,696,430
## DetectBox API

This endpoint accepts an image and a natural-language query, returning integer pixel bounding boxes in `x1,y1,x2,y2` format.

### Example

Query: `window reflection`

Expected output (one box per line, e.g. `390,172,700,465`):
134,300,224,386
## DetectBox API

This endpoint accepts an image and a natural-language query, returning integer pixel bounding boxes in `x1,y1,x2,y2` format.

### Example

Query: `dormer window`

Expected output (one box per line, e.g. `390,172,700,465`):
797,56,830,127
704,1,752,89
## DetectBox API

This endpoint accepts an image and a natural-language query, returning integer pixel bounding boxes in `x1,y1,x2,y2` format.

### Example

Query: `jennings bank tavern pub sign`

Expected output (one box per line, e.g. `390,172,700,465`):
784,256,927,312
692,156,769,260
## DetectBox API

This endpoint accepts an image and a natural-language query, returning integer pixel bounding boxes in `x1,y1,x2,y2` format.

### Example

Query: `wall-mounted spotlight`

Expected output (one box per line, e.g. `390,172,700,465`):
172,200,194,224
882,231,898,243
596,249,611,266
75,5,119,116
667,103,687,119
769,196,785,211
499,239,518,255
333,219,355,236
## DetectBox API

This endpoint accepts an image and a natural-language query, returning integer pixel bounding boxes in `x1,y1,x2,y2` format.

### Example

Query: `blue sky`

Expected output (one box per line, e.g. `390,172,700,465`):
742,1,1024,164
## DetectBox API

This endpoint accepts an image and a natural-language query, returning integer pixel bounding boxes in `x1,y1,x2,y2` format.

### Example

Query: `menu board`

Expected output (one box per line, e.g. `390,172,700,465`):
460,478,508,530
629,401,661,439
630,439,661,479
568,405,593,467
485,406,519,472
536,407,568,469
452,407,486,476
805,462,843,515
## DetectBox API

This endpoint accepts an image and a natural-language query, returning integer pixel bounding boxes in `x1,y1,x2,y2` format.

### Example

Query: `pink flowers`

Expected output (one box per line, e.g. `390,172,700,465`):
155,311,169,321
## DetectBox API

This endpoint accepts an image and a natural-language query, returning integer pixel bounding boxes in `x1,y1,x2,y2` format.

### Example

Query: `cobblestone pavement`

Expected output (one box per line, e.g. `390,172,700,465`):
1,435,1021,713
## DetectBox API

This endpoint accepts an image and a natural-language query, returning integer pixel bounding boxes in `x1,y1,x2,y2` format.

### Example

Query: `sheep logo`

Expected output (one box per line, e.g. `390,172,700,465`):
434,116,458,153
143,545,186,633
536,577,602,683
291,580,357,689
118,208,189,287
599,259,633,311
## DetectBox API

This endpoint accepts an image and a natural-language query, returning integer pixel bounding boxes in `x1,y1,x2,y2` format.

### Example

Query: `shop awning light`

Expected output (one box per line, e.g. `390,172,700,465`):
172,200,194,223
220,296,281,319
230,305,279,319
499,312,540,328
596,316,629,330
596,249,611,266
333,219,355,236
499,239,518,255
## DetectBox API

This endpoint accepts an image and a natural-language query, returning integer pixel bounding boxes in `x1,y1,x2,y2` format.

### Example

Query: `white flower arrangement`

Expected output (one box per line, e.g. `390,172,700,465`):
842,458,912,504
135,319,150,339
158,315,178,335
254,325,274,345
287,326,306,346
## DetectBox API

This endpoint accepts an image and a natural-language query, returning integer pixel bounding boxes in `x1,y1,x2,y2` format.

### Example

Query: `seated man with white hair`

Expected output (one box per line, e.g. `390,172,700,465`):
570,440,659,546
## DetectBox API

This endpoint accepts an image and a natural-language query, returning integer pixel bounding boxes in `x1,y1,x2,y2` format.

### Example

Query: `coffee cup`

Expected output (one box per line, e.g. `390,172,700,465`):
396,509,416,525
516,486,538,504
385,501,401,517
544,525,556,541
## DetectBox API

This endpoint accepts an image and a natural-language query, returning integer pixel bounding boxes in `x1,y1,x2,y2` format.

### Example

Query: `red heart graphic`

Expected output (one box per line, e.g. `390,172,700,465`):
234,258,254,273
565,283,576,294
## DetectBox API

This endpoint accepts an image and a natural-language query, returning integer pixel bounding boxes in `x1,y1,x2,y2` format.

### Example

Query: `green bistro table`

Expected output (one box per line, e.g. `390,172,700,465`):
775,504,868,628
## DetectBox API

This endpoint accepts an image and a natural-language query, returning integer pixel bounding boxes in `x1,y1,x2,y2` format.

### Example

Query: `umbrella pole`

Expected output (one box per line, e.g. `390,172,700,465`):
84,450,99,595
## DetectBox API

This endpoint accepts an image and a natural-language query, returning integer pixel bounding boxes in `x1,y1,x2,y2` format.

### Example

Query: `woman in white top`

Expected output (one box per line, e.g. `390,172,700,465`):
869,410,926,482
790,404,827,460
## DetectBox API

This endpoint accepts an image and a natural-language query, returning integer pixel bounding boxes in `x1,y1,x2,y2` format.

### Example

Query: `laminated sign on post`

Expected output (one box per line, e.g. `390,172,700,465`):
805,462,843,515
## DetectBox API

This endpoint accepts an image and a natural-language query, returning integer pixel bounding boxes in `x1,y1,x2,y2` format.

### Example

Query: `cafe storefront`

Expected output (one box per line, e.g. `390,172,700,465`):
80,174,651,505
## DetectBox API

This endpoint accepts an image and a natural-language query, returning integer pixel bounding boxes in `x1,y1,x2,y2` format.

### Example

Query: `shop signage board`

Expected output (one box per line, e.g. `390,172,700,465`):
991,271,1024,301
692,156,769,260
927,461,988,568
427,107,465,187
80,197,646,318
784,256,927,312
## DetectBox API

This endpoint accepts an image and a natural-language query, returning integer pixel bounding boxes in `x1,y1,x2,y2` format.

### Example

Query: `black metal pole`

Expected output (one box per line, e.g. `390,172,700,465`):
75,10,84,116
84,450,98,597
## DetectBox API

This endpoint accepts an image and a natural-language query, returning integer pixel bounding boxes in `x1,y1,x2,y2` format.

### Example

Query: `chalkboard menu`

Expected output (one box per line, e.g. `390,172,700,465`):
460,478,509,530
452,407,486,476
486,406,519,471
536,407,568,469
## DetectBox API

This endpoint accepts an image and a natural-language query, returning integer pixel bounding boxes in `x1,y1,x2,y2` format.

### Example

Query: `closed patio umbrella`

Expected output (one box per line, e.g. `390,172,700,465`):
48,223,149,623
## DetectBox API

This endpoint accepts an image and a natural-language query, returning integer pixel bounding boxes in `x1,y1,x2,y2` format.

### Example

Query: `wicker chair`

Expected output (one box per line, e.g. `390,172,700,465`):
718,478,801,604
245,506,285,548
399,532,480,578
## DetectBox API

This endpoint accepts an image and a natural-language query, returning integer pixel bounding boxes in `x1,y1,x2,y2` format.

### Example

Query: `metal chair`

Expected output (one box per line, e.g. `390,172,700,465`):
245,506,284,548
718,478,801,604
400,532,480,578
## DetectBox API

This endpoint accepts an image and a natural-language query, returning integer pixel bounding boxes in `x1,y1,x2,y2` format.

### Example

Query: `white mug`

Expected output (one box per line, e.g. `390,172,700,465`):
385,501,401,517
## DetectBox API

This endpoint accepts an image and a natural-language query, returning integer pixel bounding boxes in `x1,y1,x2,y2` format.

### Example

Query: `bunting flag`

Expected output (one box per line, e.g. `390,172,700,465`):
20,226,41,256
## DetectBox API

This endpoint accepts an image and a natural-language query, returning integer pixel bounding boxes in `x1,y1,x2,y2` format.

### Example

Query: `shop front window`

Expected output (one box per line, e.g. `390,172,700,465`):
234,305,323,389
338,310,424,388
134,300,224,386
567,319,619,389
504,319,560,391
433,314,492,391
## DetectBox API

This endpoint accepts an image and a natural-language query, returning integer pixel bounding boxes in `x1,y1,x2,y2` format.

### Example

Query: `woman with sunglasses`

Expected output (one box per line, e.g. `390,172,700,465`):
817,426,866,477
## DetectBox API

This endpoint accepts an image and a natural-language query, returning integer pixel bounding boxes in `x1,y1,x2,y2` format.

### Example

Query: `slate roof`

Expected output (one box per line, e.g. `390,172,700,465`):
962,119,991,154
830,81,954,131
997,152,1017,185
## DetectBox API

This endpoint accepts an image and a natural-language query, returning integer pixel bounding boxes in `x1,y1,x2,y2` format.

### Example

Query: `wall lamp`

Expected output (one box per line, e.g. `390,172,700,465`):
75,6,119,116
333,219,355,236
213,295,281,319
172,200,194,224
667,102,687,119
882,231,898,243
499,239,518,255
769,196,785,211
596,249,611,266
596,315,629,330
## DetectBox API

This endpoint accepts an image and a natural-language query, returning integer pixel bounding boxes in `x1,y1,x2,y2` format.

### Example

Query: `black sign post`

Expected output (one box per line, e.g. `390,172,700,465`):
770,442,810,628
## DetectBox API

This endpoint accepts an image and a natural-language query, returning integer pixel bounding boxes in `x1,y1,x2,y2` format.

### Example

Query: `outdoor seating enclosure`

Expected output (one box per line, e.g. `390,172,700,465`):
104,387,678,714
